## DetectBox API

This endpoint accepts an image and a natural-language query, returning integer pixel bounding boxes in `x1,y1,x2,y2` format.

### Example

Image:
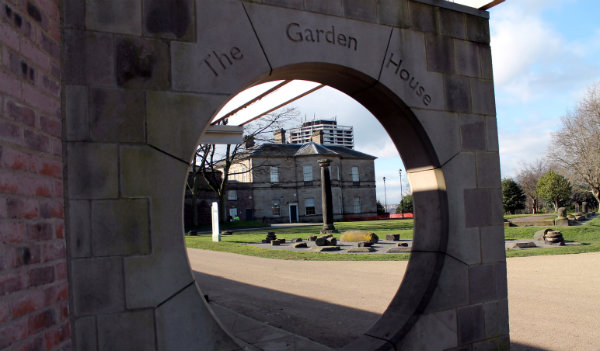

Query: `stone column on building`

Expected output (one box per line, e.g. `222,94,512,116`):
319,159,337,233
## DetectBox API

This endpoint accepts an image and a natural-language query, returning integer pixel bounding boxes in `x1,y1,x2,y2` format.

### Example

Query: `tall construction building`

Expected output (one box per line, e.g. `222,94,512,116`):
288,119,354,149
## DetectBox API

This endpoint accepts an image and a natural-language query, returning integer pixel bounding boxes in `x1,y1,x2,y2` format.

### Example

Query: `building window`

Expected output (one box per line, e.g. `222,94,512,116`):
272,200,280,216
303,165,313,182
227,190,237,200
351,167,359,182
305,198,315,215
242,172,247,182
270,166,279,183
353,197,361,214
229,208,238,218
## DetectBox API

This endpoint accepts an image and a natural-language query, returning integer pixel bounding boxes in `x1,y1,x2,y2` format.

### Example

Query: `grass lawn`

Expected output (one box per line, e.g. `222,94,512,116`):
184,217,600,261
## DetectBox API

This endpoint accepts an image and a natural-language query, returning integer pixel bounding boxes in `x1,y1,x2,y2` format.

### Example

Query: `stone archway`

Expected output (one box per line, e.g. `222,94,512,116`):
63,1,508,350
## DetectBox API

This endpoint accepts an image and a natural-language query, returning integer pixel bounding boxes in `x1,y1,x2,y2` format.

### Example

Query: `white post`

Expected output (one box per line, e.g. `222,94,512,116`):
211,202,220,242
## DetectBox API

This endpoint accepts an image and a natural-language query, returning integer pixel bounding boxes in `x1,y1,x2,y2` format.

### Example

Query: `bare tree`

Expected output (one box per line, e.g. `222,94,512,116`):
187,107,299,225
515,159,548,214
548,83,600,208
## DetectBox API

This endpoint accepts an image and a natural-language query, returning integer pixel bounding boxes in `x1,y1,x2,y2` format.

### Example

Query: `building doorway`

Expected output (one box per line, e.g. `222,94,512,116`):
289,203,298,223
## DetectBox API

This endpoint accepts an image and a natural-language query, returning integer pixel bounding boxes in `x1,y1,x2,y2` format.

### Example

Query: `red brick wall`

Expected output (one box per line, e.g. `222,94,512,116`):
0,0,69,349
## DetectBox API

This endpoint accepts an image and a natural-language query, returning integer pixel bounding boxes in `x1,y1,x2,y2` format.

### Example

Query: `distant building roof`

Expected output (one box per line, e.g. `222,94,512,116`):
249,142,376,160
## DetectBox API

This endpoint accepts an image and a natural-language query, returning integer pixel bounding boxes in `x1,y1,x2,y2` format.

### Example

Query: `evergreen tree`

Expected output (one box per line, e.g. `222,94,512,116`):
396,194,413,214
501,178,526,214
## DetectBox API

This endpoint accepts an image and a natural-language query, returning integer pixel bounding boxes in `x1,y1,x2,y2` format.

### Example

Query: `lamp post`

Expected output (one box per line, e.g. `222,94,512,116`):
399,169,403,218
383,176,387,214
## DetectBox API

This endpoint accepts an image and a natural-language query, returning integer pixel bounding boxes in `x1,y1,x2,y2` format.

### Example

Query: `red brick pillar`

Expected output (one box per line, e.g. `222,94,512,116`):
0,0,69,349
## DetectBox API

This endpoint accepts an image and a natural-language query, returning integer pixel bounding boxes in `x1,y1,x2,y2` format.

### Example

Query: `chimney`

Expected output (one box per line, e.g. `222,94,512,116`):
311,130,324,144
274,129,286,144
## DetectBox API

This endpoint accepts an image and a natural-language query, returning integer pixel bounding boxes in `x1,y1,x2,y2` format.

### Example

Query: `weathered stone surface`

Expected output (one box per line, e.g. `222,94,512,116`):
380,29,445,110
426,34,455,75
386,234,400,241
156,284,238,350
377,0,409,27
358,242,373,247
271,239,282,246
63,30,116,85
347,247,374,253
469,264,496,304
466,15,490,44
483,299,510,337
387,247,410,253
457,304,485,344
97,310,155,351
554,217,569,227
471,79,496,115
67,200,91,258
292,242,307,248
414,110,459,165
480,225,505,263
67,143,118,199
464,188,492,228
86,0,142,35
445,75,471,113
343,0,377,22
312,246,341,252
426,256,468,313
290,238,302,242
171,0,269,94
472,336,510,351
476,152,501,188
74,316,97,351
304,0,343,16
143,0,195,40
454,40,480,78
91,199,150,256
89,88,146,142
245,3,390,80
397,242,408,247
439,8,466,39
308,235,317,241
396,309,457,351
147,91,225,161
510,242,536,249
486,115,499,151
409,1,435,33
460,114,486,151
115,37,171,89
65,85,89,141
71,257,124,315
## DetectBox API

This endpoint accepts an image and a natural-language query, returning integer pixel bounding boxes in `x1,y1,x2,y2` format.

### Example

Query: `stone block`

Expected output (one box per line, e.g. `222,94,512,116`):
386,234,400,241
66,142,118,199
471,79,496,115
478,44,493,79
425,256,468,313
86,0,142,35
171,0,269,94
457,304,484,345
155,283,238,350
377,0,410,27
89,88,146,142
67,200,91,258
439,8,466,39
71,257,124,315
387,247,410,253
442,152,476,229
426,34,455,75
347,247,374,253
73,316,97,351
97,310,155,351
486,116,499,152
379,28,445,110
147,91,225,161
411,189,447,252
396,309,457,351
409,1,435,33
343,0,377,22
64,85,89,141
245,3,390,81
304,0,343,16
445,75,471,113
64,30,116,86
476,152,501,188
554,217,569,226
466,15,490,44
292,242,307,248
495,261,508,299
460,114,485,151
262,0,303,9
472,335,510,351
91,199,150,256
480,225,505,263
115,37,171,89
483,299,509,337
468,264,496,304
341,334,394,351
143,0,195,41
62,30,86,84
414,110,459,165
455,39,480,77
62,0,85,28
311,246,340,252
464,188,491,228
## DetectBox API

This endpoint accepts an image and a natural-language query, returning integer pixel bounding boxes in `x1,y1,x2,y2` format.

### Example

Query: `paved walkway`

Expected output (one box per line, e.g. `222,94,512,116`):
189,249,600,350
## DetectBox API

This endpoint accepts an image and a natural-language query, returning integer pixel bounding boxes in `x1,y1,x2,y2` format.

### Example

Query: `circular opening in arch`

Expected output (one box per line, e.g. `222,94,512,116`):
185,65,448,349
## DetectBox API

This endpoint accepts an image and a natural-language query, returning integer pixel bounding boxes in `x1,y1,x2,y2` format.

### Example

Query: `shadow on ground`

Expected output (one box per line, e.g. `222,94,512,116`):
194,271,551,351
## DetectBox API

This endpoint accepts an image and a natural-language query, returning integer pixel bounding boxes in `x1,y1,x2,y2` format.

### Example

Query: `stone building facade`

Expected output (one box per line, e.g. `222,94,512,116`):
229,135,377,224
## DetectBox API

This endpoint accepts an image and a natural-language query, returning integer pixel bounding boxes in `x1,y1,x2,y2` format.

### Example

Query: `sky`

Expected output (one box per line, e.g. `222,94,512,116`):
213,0,600,207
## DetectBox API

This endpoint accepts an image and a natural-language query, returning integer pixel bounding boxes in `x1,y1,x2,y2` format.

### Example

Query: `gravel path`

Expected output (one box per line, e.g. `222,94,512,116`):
189,249,600,350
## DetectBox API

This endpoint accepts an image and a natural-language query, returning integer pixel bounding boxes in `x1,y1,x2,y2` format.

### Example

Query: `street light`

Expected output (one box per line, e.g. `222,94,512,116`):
383,176,388,214
399,169,403,218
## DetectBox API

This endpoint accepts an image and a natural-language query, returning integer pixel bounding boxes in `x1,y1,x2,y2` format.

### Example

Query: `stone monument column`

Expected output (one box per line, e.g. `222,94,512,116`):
319,159,337,233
